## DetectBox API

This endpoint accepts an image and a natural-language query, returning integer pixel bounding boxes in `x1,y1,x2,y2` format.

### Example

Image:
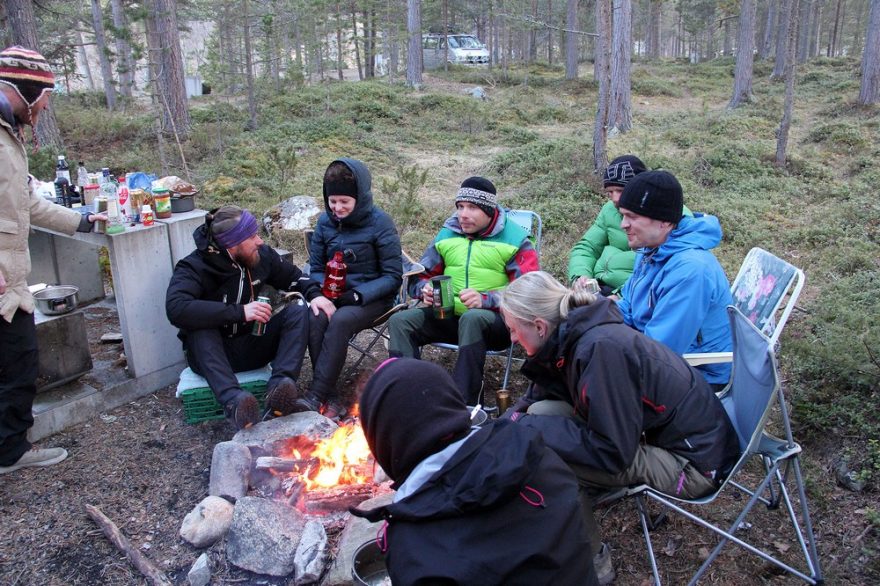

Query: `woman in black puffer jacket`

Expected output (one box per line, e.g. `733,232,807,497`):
296,158,402,419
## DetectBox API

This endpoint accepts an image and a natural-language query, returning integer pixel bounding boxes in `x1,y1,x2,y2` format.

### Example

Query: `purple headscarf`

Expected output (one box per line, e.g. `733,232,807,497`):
213,210,259,249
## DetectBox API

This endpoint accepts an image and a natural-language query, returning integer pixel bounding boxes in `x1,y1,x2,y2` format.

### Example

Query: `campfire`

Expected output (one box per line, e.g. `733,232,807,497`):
253,414,377,514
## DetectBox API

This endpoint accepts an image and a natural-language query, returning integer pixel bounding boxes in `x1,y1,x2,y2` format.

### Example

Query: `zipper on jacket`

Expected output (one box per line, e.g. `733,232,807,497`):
464,240,474,289
231,265,246,336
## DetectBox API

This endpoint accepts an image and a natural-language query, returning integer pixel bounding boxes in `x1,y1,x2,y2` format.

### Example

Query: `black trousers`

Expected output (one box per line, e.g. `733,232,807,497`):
0,310,39,466
185,303,310,407
307,299,392,403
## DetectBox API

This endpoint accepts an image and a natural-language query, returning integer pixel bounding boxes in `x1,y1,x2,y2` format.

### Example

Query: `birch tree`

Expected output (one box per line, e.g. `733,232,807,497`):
858,0,880,104
729,0,756,108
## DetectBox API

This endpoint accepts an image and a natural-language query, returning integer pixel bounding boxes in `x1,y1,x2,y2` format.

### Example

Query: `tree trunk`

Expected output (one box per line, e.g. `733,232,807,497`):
776,0,800,165
76,31,96,90
529,0,539,62
151,0,191,139
336,4,345,80
772,0,792,77
761,0,778,59
593,0,612,172
859,0,880,104
90,0,118,111
646,0,662,58
352,7,363,80
729,0,756,107
367,8,377,77
241,0,255,126
608,0,632,133
565,0,578,79
5,0,63,149
110,0,134,98
406,0,422,87
547,0,553,64
796,0,811,62
828,0,844,56
723,18,732,56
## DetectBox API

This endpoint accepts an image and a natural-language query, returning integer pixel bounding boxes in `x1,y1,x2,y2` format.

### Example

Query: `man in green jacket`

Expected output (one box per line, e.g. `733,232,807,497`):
388,177,540,404
568,155,647,296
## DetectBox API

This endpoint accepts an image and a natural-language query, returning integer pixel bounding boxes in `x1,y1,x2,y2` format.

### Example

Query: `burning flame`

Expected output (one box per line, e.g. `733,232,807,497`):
282,420,373,490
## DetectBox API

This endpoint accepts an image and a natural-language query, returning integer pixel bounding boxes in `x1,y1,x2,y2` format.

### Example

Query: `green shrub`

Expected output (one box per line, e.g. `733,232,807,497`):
805,122,868,149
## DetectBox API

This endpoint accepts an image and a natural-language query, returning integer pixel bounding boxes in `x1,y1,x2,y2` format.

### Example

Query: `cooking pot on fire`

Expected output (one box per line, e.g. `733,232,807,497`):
33,285,79,315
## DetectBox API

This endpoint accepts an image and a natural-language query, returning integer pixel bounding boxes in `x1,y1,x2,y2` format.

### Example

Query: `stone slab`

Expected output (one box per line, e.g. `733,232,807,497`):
28,230,105,303
158,209,204,267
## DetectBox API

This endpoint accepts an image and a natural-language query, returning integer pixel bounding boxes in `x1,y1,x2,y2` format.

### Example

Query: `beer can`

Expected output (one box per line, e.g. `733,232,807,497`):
431,275,455,319
252,295,271,336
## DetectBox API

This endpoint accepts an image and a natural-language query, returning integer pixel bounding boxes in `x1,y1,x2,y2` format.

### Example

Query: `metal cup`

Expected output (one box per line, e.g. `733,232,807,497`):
576,277,601,295
431,275,454,319
495,390,511,416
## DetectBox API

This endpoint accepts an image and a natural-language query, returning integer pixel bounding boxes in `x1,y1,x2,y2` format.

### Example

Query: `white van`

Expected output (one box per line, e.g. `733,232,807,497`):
422,34,490,68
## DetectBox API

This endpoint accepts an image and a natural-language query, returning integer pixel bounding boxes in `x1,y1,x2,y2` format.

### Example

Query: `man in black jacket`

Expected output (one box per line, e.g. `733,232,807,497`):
352,358,597,585
166,206,335,429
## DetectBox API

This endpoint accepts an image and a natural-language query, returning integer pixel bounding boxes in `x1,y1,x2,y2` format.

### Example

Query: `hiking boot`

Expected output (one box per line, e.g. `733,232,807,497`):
593,542,615,585
289,392,322,415
264,377,300,417
321,400,348,422
0,447,68,475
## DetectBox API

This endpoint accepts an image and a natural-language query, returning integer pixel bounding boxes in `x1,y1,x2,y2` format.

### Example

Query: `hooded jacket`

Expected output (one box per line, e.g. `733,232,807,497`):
413,210,539,315
616,213,733,385
353,358,596,584
308,158,402,305
165,221,320,342
518,297,740,479
0,94,83,323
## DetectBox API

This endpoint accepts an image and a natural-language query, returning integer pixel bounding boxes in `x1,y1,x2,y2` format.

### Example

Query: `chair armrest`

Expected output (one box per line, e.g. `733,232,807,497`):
683,352,733,366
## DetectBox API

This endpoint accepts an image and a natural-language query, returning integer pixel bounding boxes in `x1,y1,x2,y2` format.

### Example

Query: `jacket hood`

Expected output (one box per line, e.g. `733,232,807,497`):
374,421,547,522
442,207,507,239
322,157,374,227
650,213,722,262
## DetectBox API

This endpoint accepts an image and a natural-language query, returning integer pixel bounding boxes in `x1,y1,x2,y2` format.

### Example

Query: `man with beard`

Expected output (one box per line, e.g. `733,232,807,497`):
166,205,336,429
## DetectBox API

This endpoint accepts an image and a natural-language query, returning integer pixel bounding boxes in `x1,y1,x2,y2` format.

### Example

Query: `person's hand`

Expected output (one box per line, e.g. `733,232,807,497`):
459,288,483,309
336,290,361,307
88,213,108,223
421,284,434,306
573,276,600,294
311,295,337,318
608,294,620,302
243,299,272,323
0,271,6,295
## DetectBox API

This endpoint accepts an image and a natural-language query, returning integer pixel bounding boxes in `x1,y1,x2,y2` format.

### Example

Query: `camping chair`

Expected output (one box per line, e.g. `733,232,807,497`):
428,209,543,405
345,251,424,373
625,306,822,585
683,247,806,367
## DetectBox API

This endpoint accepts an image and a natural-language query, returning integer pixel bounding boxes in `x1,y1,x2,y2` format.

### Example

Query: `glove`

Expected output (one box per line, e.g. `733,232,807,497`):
336,290,361,307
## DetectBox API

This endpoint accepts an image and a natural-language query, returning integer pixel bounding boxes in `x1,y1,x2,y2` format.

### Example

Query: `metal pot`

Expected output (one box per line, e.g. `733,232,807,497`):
33,285,79,315
351,540,388,586
171,194,195,213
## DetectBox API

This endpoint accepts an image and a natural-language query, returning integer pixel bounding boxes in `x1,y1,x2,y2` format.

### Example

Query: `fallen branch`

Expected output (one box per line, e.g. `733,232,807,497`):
84,504,172,586
255,456,317,472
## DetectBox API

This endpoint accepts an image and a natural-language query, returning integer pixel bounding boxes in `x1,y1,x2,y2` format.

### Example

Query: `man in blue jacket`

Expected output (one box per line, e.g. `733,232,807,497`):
615,171,733,389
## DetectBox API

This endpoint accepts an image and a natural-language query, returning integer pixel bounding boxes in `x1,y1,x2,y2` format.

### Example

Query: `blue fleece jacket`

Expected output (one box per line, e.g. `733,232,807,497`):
616,213,733,385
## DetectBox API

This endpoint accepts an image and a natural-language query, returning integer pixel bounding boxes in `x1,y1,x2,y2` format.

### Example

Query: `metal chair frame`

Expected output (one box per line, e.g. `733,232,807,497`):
628,306,823,585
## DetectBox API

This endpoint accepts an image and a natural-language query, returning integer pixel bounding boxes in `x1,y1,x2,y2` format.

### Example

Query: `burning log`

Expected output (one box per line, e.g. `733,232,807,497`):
254,456,317,472
303,484,375,514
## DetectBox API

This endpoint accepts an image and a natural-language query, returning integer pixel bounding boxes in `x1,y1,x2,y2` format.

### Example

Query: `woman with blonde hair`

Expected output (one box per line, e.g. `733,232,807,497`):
499,271,739,584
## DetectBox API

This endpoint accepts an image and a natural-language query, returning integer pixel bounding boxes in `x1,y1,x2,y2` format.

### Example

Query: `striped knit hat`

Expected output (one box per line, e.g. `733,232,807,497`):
0,46,55,106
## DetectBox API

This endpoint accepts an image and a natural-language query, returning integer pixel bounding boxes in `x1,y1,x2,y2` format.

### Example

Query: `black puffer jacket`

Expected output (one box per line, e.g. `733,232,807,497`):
352,420,596,585
518,296,740,478
165,222,320,342
308,158,402,305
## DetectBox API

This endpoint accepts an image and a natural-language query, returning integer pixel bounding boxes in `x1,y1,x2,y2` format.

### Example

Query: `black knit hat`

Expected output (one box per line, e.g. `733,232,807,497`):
359,358,472,485
456,176,498,218
618,170,684,224
603,155,648,188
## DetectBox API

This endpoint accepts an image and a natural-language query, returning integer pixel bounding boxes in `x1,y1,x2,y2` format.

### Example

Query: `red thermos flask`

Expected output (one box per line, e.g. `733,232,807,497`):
322,251,347,299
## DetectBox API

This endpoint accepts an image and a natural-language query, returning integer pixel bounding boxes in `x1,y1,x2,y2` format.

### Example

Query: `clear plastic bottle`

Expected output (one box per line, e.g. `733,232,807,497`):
104,176,125,234
117,174,132,221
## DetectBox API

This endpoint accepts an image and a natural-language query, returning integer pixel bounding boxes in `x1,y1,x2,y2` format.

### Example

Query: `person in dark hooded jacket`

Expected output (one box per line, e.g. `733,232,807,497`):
165,205,336,430
351,358,597,585
499,271,740,584
294,159,402,420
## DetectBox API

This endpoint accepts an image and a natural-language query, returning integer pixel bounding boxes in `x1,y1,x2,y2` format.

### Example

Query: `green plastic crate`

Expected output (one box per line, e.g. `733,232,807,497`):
180,381,268,424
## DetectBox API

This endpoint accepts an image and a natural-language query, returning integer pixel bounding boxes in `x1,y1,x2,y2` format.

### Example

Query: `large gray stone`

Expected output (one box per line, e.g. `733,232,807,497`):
294,520,328,584
209,441,252,499
187,553,211,586
322,492,393,586
180,496,234,547
262,196,321,234
226,496,306,576
231,411,338,453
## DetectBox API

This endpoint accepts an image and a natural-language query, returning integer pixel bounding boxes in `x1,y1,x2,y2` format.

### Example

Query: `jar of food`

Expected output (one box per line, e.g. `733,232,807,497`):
153,187,172,219
83,183,100,209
